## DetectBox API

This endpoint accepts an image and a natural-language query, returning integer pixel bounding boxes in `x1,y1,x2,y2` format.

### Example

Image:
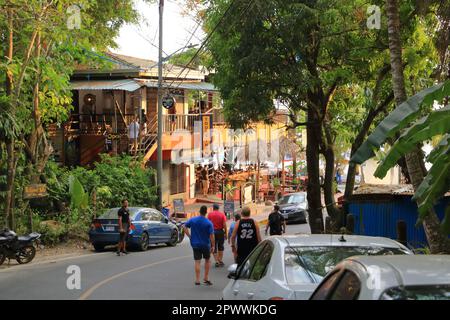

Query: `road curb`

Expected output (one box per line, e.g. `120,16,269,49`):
0,251,108,273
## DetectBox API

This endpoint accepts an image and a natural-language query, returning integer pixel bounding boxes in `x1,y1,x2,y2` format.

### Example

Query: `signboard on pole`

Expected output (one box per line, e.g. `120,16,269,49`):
243,185,253,204
173,198,186,219
23,184,47,199
202,115,213,158
224,200,235,219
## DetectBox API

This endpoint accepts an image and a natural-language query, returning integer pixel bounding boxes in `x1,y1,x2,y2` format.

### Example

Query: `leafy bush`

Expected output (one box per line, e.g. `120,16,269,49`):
45,154,158,211
36,220,68,246
30,154,158,245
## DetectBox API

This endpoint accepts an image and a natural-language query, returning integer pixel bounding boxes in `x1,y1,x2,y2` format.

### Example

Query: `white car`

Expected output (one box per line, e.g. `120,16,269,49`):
309,255,450,300
222,234,412,300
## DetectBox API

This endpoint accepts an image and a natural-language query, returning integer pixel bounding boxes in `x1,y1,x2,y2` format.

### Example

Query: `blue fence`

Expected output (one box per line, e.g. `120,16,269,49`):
348,196,449,248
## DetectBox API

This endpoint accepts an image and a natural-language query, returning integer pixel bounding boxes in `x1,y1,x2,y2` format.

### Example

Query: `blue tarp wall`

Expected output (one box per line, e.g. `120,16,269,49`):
348,195,449,248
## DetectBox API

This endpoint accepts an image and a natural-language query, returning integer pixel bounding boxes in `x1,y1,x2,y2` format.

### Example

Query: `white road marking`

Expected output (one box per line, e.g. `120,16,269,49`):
78,254,191,300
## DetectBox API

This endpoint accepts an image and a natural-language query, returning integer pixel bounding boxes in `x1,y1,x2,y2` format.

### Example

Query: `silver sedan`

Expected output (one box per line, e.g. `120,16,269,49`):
222,234,412,300
309,255,450,300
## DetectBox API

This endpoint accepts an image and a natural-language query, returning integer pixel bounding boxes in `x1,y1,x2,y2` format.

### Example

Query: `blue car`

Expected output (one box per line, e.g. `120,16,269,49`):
89,207,179,252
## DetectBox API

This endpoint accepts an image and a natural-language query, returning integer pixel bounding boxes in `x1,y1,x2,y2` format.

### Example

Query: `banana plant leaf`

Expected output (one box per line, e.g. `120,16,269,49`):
427,134,450,164
374,106,450,178
351,80,450,164
68,175,89,210
412,143,450,225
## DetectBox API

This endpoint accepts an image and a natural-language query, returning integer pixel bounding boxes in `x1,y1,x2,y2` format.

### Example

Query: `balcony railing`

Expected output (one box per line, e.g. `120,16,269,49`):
161,114,202,133
60,112,224,136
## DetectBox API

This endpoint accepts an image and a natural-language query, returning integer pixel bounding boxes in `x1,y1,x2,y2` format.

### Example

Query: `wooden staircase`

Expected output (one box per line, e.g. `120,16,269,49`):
130,115,159,165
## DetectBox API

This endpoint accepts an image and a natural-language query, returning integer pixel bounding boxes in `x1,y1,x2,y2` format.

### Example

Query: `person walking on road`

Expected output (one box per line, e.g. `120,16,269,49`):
231,207,261,266
117,199,130,256
228,213,241,263
265,205,286,236
207,203,227,267
184,206,215,286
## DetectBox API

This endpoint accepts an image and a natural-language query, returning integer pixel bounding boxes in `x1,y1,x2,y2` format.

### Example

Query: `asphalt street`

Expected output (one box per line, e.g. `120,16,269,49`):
0,223,310,300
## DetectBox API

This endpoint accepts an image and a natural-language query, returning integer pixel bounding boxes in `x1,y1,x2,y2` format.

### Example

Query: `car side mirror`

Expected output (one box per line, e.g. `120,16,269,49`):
227,264,238,279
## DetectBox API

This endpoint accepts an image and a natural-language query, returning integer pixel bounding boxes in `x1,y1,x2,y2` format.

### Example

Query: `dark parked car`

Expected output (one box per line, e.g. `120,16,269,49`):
89,207,179,252
277,192,308,224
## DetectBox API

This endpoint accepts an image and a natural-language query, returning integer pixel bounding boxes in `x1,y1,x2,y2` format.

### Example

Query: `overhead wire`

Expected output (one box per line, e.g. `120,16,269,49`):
165,0,244,90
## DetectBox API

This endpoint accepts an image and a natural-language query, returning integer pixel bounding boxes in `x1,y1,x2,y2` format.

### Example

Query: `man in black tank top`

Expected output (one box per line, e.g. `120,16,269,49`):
231,207,262,266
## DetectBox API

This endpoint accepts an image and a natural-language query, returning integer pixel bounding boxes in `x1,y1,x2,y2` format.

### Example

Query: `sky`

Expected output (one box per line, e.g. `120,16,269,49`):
113,0,205,61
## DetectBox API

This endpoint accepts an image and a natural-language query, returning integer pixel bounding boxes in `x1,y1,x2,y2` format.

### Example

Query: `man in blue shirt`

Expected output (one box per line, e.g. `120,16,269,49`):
184,205,215,286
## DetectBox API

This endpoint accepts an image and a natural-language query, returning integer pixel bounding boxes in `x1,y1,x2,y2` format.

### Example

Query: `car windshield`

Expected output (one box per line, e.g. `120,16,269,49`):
381,285,450,300
99,208,141,220
279,194,305,205
284,246,409,284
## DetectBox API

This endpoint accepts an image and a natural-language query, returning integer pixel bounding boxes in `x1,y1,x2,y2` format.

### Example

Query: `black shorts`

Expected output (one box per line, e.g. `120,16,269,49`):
193,247,211,261
214,230,225,253
119,223,129,242
269,230,282,236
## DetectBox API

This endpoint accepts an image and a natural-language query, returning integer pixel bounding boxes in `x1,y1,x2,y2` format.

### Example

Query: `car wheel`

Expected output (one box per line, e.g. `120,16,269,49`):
166,229,178,247
93,244,105,252
139,232,149,251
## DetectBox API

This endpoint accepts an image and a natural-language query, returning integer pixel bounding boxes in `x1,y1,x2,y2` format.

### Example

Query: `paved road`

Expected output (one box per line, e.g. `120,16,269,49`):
0,223,310,300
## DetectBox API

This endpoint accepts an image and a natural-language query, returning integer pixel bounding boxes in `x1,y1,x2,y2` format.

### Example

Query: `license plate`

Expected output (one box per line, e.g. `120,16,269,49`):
104,226,115,232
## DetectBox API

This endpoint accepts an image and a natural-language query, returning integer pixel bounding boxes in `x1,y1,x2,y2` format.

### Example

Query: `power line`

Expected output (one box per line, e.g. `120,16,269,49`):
167,0,256,91
165,0,242,90
161,18,203,79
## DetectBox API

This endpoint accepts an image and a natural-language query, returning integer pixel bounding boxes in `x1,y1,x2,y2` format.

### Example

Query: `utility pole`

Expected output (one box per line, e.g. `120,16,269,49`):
157,0,164,210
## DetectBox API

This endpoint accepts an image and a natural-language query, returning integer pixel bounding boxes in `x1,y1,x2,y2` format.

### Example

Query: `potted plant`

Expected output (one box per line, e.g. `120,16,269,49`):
224,183,238,201
272,177,282,200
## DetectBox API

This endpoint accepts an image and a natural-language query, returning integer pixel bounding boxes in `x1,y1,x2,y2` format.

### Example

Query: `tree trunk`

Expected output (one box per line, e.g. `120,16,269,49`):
4,140,17,230
306,107,324,233
323,146,342,229
4,8,15,230
386,0,450,253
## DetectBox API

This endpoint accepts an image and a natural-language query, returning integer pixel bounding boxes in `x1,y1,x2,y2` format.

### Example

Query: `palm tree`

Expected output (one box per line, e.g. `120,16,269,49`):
386,0,450,253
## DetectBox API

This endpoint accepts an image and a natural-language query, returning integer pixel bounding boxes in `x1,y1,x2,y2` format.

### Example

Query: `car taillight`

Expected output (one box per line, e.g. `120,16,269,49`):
130,223,136,230
269,297,284,300
93,221,102,229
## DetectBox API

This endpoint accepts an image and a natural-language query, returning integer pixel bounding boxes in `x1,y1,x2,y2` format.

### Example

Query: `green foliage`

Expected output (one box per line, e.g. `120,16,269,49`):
351,80,450,164
168,47,210,69
272,177,281,188
36,221,68,246
374,106,450,178
352,80,450,231
45,154,158,211
68,175,89,210
25,155,158,244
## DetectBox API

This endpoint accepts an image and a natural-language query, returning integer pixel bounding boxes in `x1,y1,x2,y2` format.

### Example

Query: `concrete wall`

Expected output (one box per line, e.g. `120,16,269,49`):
361,158,401,185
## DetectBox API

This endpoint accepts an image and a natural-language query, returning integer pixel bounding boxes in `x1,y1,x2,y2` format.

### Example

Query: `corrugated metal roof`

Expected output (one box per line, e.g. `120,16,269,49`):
70,79,141,92
354,184,416,195
75,52,206,81
139,80,218,92
70,79,218,93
